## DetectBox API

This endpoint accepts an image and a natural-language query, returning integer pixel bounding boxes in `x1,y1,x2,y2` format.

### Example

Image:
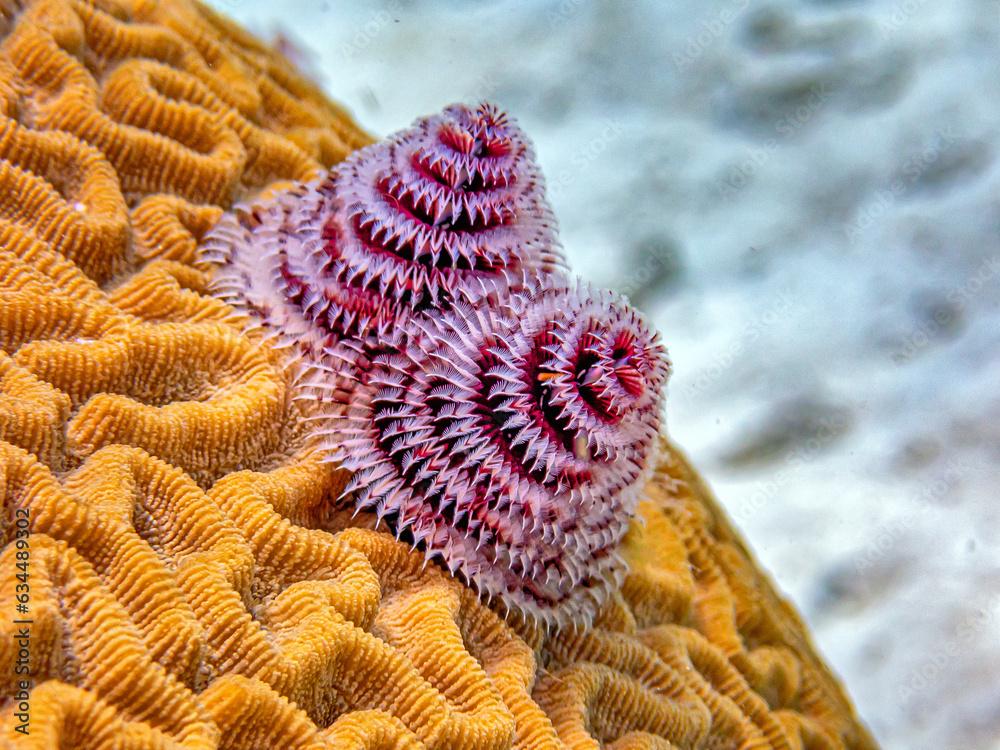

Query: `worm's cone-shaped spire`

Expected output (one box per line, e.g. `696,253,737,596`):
202,102,566,360
332,281,671,626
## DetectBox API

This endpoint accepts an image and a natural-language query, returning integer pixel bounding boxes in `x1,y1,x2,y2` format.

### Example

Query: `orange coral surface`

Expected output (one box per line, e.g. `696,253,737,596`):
0,0,877,747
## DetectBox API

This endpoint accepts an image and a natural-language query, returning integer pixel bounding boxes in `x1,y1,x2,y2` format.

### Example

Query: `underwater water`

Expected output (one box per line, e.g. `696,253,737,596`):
209,1,1000,747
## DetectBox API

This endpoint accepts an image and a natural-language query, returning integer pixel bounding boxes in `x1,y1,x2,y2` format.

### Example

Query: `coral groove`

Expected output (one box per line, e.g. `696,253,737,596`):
0,1,875,748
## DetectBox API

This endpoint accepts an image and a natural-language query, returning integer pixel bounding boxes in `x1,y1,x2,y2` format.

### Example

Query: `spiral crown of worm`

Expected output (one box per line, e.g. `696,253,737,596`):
203,102,566,356
331,281,670,625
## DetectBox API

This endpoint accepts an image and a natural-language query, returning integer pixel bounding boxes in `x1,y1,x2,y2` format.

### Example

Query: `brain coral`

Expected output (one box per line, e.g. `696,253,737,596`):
0,0,877,748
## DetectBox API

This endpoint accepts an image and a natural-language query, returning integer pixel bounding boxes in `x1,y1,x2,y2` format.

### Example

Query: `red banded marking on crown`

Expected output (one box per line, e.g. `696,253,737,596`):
330,102,564,311
276,253,395,341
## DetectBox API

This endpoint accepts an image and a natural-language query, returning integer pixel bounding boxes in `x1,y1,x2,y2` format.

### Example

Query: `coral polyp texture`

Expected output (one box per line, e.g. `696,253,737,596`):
333,284,670,625
0,0,877,748
202,101,565,356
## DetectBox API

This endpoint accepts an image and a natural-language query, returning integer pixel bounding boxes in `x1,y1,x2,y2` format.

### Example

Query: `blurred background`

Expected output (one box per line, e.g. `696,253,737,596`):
208,1,1000,747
